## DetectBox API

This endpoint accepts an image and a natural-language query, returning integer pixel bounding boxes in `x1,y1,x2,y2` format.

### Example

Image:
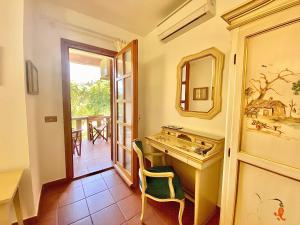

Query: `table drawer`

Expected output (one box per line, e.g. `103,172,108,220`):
164,148,188,164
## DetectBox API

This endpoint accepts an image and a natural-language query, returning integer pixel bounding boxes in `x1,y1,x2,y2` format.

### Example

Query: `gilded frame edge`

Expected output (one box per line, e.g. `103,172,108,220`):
221,0,300,30
175,47,225,120
237,17,300,163
232,17,300,223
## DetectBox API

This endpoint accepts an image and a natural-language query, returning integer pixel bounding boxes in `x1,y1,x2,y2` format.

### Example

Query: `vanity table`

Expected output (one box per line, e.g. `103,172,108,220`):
145,126,224,225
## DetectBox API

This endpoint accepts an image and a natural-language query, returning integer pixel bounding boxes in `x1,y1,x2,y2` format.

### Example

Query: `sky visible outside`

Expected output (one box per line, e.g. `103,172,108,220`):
70,62,101,84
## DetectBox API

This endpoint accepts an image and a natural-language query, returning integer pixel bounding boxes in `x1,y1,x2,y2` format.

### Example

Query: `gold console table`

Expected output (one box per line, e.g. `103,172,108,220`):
145,127,224,225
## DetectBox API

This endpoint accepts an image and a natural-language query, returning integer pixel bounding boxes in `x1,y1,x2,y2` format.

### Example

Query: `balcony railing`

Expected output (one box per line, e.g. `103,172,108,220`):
71,115,111,140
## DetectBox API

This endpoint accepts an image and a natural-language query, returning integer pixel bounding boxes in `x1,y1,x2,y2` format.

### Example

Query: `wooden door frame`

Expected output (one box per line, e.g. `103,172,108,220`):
61,38,117,180
113,40,139,188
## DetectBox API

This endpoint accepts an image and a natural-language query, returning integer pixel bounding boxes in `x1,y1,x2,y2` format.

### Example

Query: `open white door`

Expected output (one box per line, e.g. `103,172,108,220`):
113,40,138,187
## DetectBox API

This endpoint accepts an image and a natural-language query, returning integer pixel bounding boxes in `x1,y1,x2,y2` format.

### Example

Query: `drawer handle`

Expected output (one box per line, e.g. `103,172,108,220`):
165,149,168,154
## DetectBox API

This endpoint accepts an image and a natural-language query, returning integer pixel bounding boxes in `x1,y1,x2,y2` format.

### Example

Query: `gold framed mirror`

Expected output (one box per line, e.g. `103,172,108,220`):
176,47,225,119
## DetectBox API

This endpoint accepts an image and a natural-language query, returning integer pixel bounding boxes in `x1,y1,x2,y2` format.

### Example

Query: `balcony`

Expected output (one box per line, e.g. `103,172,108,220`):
71,115,112,177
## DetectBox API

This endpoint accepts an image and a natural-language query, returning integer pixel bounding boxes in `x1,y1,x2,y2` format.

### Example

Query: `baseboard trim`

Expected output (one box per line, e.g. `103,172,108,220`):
42,177,68,189
30,177,69,224
12,216,37,225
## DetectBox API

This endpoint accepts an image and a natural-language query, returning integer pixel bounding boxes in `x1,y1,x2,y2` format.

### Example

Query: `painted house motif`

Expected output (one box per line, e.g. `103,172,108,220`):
243,66,300,137
246,98,287,119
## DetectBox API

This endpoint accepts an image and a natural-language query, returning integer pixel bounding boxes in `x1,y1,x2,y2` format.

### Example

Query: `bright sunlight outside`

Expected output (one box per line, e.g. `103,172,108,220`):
70,62,111,117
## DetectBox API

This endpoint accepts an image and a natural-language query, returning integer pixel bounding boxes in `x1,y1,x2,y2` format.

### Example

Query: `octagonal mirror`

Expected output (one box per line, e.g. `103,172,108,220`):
176,47,225,119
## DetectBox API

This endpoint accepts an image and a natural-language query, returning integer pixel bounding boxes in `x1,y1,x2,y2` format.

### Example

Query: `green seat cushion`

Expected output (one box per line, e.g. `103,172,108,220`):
145,166,185,200
134,140,144,153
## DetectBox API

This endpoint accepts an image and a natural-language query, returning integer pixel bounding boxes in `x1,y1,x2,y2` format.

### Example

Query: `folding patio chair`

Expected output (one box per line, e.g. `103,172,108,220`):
72,129,82,156
92,122,108,144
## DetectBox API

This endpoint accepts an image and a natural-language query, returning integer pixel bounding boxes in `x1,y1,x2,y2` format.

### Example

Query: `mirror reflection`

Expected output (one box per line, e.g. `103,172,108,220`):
180,55,215,112
176,47,224,119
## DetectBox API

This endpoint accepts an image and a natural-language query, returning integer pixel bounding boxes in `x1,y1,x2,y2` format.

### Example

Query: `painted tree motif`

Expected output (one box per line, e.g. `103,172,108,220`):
292,80,300,95
245,87,255,104
249,65,300,102
245,65,300,136
288,100,296,118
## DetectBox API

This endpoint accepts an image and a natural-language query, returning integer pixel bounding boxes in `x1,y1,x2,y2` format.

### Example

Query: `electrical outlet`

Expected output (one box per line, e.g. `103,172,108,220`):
45,116,57,123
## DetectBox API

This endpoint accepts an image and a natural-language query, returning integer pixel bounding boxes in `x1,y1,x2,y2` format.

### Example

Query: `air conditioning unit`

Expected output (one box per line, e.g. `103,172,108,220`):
157,0,216,42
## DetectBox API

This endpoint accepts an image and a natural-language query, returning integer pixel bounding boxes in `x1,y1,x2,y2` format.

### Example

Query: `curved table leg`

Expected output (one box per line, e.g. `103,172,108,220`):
13,190,24,225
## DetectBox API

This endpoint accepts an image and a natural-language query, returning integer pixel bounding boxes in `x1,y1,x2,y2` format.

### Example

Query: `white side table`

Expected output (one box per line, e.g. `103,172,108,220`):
0,170,24,225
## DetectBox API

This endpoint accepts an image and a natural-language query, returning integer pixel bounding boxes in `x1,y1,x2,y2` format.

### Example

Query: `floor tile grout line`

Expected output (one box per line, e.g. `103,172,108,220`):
58,175,115,208
90,214,95,225
108,187,134,202
88,201,116,217
115,201,135,222
84,186,109,199
39,168,208,225
44,170,135,224
82,178,104,185
84,198,93,219
58,196,86,209
67,215,91,225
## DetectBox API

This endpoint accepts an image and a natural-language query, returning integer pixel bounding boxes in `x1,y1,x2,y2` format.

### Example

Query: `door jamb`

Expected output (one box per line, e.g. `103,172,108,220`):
61,38,117,180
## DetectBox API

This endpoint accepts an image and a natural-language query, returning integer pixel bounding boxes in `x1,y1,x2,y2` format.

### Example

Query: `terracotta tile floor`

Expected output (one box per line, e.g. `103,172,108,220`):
37,169,220,225
73,139,113,178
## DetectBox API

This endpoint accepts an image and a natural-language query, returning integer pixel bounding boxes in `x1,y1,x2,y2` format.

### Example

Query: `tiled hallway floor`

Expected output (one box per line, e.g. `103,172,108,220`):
73,139,113,177
37,169,220,225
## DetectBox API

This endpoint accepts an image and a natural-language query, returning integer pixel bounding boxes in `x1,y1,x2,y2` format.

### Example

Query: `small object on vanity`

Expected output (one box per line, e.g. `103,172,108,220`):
193,87,209,100
26,60,39,95
176,47,225,119
155,135,167,142
162,125,183,130
192,145,213,155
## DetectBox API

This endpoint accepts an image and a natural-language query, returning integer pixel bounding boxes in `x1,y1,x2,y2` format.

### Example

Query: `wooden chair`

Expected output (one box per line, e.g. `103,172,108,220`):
72,129,82,156
92,122,108,144
132,139,185,225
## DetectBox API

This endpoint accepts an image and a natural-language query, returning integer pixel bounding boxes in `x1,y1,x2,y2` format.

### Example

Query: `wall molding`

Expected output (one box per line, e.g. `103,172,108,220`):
221,0,300,30
39,14,126,44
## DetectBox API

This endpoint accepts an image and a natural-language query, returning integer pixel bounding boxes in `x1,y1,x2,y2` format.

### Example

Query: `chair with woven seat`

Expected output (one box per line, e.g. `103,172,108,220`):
92,122,108,144
72,129,82,156
132,139,185,225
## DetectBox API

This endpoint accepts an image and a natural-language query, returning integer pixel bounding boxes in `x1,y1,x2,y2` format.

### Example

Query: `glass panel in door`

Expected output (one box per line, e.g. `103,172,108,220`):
113,40,138,187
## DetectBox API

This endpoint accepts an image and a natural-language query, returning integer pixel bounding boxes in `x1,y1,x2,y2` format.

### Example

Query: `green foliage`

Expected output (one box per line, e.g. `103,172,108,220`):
71,80,110,117
292,80,300,95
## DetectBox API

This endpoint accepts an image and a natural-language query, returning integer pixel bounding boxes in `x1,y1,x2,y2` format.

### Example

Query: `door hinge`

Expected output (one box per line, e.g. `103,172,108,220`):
228,148,231,157
233,54,237,65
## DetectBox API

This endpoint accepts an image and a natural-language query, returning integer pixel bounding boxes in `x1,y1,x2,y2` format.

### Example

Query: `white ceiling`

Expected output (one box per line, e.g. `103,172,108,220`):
41,0,187,36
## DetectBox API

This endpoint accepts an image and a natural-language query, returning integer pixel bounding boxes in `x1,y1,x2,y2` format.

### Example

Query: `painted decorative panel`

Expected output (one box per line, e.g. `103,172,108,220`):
234,162,300,225
241,20,300,168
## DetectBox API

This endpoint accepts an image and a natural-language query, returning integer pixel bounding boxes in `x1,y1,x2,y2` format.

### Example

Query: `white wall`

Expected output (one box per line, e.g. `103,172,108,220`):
24,0,43,215
0,0,142,220
28,0,141,185
139,0,245,137
139,0,246,204
1,0,247,219
0,0,29,171
0,0,36,220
